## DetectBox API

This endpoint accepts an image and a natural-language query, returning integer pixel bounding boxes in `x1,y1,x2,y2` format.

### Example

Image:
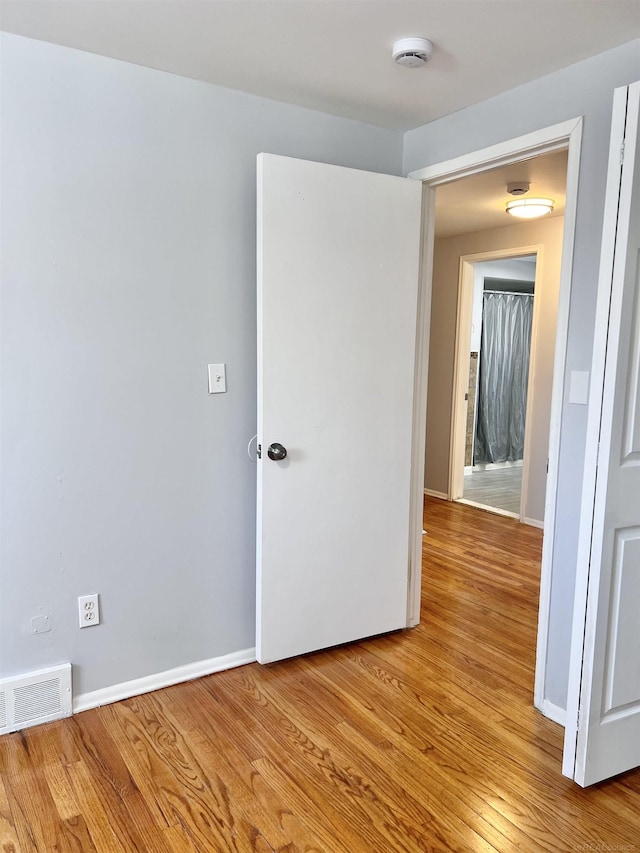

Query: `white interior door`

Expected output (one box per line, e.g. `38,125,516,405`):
256,153,423,664
563,81,640,786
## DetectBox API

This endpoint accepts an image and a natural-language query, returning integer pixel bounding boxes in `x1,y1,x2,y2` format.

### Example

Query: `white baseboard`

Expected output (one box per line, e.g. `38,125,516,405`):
424,488,448,500
523,517,544,529
537,698,566,727
73,647,256,714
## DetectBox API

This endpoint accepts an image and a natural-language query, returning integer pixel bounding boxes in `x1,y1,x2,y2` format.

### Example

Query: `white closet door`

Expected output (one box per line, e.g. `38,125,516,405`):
563,81,640,786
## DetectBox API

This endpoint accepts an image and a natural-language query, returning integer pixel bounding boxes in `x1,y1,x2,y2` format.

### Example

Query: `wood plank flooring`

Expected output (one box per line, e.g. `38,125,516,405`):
1,497,638,851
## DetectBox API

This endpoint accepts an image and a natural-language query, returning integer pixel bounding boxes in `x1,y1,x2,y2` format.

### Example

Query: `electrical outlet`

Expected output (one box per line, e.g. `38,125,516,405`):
78,594,100,628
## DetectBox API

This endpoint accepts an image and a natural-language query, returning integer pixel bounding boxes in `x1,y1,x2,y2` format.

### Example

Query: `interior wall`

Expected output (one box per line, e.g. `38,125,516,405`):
425,217,563,524
407,38,640,710
3,30,638,715
0,33,403,697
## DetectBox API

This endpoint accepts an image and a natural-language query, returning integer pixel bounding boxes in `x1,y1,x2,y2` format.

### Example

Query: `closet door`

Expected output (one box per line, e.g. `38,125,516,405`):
563,81,640,786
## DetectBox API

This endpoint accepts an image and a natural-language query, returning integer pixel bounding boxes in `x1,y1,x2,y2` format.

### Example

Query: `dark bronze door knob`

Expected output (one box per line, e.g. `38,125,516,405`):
267,442,287,461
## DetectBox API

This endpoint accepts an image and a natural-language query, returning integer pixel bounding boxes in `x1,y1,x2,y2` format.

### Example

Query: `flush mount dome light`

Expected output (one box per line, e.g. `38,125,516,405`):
392,37,433,68
506,198,555,219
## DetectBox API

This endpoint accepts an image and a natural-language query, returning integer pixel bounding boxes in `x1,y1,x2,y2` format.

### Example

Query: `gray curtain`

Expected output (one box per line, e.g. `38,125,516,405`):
474,292,533,464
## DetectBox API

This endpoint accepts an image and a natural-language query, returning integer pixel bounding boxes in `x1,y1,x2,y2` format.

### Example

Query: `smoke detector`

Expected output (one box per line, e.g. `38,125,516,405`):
392,38,434,69
507,182,531,196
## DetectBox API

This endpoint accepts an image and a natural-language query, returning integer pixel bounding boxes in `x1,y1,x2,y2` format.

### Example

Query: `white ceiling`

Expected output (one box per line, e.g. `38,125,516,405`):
1,0,639,130
434,149,568,238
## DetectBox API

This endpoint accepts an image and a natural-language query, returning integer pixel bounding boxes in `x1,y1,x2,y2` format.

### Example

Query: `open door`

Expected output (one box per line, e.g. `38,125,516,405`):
256,154,423,664
563,81,640,786
256,154,422,663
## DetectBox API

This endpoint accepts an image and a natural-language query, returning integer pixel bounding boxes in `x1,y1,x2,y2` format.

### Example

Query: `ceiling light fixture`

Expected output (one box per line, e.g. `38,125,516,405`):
392,38,433,68
506,198,554,219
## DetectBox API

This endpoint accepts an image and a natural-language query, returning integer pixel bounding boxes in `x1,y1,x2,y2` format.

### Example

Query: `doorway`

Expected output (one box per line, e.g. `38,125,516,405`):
408,118,581,723
429,150,567,531
453,251,547,522
459,254,536,518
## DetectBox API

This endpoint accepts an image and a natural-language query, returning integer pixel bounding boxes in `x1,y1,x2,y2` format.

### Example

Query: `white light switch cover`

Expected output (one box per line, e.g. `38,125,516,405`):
208,363,227,394
569,370,590,405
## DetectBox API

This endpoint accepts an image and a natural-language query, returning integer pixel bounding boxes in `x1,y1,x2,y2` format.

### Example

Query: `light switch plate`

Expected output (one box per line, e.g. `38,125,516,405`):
569,370,590,405
208,363,227,394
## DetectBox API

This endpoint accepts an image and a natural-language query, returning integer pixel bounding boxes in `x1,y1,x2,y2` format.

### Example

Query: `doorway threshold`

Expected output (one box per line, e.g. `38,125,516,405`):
454,498,519,521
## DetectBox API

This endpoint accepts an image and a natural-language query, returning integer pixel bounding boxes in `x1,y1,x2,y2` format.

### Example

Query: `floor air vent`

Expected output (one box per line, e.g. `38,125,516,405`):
0,664,72,735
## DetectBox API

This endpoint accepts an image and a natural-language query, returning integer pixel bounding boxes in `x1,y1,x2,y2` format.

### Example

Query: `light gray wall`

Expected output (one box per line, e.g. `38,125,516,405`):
406,39,640,710
0,34,403,696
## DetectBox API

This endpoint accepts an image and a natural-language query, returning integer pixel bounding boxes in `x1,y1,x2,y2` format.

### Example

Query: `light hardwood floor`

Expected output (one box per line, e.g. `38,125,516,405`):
1,498,638,851
462,465,523,515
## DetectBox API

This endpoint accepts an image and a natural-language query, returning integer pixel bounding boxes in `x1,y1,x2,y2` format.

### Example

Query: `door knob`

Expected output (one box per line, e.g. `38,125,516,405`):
267,442,287,461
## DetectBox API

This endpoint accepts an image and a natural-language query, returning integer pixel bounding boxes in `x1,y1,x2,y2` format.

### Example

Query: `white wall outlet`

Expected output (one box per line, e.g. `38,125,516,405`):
78,594,100,628
208,363,227,394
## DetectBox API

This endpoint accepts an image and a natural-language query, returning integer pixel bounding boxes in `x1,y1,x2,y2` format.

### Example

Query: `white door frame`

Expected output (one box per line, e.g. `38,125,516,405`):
449,245,543,521
407,117,583,720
